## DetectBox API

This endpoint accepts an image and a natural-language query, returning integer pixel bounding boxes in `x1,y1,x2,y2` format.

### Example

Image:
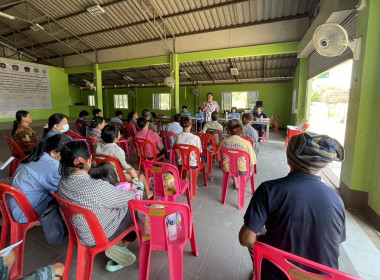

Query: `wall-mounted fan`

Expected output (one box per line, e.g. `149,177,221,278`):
164,76,175,89
192,86,200,96
312,23,362,60
83,79,96,90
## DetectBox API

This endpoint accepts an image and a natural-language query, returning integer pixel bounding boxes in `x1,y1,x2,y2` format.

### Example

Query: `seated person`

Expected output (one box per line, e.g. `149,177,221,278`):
202,111,224,145
92,108,103,117
242,113,259,155
43,113,71,142
135,118,166,159
1,250,64,280
194,106,205,132
58,141,139,271
110,111,123,125
75,110,89,136
127,111,138,128
219,119,256,189
228,107,240,119
166,114,183,146
12,110,38,154
239,132,345,280
181,105,191,116
7,134,70,224
253,106,269,140
142,109,156,132
87,117,105,140
174,116,205,177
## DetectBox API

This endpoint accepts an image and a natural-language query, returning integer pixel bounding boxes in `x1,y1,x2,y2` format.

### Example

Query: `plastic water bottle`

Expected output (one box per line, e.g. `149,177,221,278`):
167,213,177,241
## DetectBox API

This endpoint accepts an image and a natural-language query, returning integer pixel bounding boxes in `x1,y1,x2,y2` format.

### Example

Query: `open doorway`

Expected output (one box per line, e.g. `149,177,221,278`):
308,60,353,181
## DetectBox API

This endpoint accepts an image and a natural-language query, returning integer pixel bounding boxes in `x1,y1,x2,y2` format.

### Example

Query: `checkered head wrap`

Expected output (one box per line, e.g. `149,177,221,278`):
287,132,345,174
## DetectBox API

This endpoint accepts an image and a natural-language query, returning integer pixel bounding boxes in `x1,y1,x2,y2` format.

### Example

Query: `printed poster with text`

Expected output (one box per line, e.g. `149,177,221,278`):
0,59,51,111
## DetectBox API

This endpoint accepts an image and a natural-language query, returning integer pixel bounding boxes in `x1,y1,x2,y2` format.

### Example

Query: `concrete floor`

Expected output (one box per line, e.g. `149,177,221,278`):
1,123,380,279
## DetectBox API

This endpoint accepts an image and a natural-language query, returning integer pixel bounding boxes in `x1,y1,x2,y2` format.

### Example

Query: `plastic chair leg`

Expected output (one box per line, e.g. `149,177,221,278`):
139,243,152,280
202,166,208,186
168,245,184,280
62,238,75,280
185,188,192,212
190,170,197,199
250,173,255,194
190,223,198,256
238,176,247,210
207,153,212,175
170,149,175,165
221,173,230,205
10,224,28,279
76,247,95,280
254,164,257,174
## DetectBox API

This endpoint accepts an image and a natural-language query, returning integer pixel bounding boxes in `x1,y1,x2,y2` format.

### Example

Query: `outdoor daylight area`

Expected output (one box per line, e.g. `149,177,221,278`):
308,60,353,179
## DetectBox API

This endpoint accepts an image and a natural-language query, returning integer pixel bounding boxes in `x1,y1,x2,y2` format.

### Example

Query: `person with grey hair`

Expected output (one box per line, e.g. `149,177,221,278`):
239,132,346,279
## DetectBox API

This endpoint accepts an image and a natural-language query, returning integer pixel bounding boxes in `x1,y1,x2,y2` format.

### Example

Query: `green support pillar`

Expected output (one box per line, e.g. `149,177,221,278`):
94,64,103,111
170,54,180,113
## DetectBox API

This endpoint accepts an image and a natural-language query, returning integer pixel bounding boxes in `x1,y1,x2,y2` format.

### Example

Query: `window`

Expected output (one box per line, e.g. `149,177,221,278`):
153,93,171,110
222,91,259,110
88,95,95,106
113,94,128,109
292,89,298,114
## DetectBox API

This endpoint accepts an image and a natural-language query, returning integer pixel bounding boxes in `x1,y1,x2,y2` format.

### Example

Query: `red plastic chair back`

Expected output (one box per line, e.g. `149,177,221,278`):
85,137,98,154
206,128,222,146
76,123,84,136
173,144,207,199
159,130,176,165
241,136,257,174
111,122,128,137
65,129,84,140
219,148,255,209
92,154,127,182
51,193,134,280
3,136,26,177
128,200,198,280
253,242,364,280
134,137,166,173
195,133,217,175
124,122,137,138
0,183,39,279
142,161,192,210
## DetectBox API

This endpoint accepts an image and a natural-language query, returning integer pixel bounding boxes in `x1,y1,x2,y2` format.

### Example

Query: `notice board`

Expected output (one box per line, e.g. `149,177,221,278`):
0,59,51,114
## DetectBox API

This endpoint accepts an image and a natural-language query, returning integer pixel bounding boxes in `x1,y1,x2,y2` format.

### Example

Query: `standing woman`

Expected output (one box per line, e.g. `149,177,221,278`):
7,134,70,223
12,110,38,154
43,113,71,141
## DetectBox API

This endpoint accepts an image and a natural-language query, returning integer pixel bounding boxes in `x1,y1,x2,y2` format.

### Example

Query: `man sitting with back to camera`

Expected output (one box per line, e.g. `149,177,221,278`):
239,132,346,279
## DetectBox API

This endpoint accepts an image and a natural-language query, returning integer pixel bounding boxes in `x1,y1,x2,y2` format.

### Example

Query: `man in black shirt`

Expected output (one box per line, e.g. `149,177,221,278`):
239,132,346,279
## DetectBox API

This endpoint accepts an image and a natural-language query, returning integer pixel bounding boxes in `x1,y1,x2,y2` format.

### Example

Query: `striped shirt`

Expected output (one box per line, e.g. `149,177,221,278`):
58,173,135,246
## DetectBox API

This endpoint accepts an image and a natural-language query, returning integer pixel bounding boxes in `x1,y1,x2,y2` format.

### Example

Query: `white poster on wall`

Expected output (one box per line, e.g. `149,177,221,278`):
0,59,51,113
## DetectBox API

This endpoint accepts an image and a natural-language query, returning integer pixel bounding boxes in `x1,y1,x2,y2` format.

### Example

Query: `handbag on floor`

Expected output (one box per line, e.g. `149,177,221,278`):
39,199,68,245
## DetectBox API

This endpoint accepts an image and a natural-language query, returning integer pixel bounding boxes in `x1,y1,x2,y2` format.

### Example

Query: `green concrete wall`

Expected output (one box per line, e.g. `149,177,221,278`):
341,0,380,215
0,60,70,123
101,83,292,128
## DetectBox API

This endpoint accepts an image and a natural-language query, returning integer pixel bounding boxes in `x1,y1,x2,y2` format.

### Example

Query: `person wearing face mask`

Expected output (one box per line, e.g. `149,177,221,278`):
43,113,71,141
12,110,38,154
6,134,71,223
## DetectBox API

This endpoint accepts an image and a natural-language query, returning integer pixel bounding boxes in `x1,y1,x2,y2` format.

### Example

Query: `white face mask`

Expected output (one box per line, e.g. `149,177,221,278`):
61,124,69,133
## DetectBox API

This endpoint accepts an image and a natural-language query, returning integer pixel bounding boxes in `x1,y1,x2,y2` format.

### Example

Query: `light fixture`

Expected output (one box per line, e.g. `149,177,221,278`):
123,75,134,81
0,11,15,20
180,71,190,78
30,23,44,31
87,5,105,16
230,68,239,75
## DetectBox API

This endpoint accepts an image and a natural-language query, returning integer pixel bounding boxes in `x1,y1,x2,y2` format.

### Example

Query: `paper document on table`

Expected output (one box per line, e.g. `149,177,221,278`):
0,240,23,256
0,156,14,170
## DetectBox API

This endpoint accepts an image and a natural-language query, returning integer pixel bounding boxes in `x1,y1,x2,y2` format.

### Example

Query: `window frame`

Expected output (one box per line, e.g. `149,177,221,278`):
113,94,129,109
88,95,95,106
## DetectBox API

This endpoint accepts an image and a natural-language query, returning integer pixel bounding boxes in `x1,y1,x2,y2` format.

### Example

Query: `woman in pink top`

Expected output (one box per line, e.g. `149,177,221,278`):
135,117,166,159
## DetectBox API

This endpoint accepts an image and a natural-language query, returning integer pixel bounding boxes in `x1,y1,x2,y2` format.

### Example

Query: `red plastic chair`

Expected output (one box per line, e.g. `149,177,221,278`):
270,115,280,134
241,136,257,174
76,123,85,136
0,183,40,279
196,133,218,175
65,129,84,140
142,161,192,211
124,122,137,152
3,136,26,177
51,193,135,280
84,137,98,154
253,242,364,280
92,154,127,182
173,144,208,199
285,119,309,147
206,128,222,147
134,137,166,174
118,138,130,157
128,200,198,280
219,148,255,210
159,130,176,165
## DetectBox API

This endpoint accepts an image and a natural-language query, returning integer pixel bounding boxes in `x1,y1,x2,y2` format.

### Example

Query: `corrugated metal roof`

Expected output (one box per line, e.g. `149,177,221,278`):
0,0,317,61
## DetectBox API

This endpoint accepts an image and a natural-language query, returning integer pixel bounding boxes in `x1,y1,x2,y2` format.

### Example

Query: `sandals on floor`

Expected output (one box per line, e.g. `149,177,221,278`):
105,260,124,272
105,245,136,267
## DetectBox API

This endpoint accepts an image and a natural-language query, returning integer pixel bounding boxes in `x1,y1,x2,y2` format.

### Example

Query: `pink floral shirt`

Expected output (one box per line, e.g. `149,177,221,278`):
201,100,220,122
